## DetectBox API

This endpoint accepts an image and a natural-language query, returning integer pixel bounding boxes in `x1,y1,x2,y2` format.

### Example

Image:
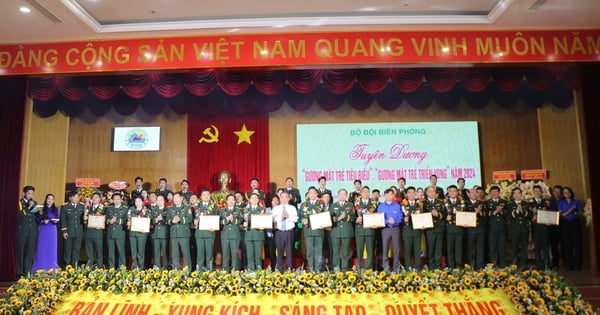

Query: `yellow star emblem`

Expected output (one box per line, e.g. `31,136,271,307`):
234,124,255,145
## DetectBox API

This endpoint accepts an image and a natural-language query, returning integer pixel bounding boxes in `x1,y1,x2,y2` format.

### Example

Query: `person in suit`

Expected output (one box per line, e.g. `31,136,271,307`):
299,186,325,272
272,191,298,272
486,186,508,267
130,176,144,207
444,185,465,269
349,180,362,205
316,176,332,199
192,189,218,271
330,189,356,271
177,179,194,204
243,193,266,270
245,178,266,201
106,193,128,268
167,193,193,269
16,185,38,278
128,197,150,269
150,195,169,268
61,191,85,267
284,177,302,207
507,188,532,269
155,178,173,200
423,186,446,269
531,185,551,269
220,194,242,271
464,187,486,269
429,175,445,199
355,186,376,271
402,187,422,270
84,192,105,267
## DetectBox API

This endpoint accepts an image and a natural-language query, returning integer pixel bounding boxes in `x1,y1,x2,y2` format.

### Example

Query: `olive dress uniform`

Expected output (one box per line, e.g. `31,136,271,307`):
507,200,532,268
177,190,194,204
154,189,173,200
85,204,105,267
355,199,376,270
330,201,355,271
150,205,169,268
243,204,266,270
16,198,38,277
444,198,465,269
60,202,85,267
106,203,128,268
403,200,423,270
316,188,332,199
129,206,150,268
167,203,193,269
486,198,508,267
423,198,446,269
220,206,242,271
194,201,218,271
531,198,551,269
464,199,486,269
299,199,325,272
130,189,143,206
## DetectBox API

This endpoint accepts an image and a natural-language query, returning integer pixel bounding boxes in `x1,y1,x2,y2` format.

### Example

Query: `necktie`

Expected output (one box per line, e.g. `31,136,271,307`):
282,206,287,230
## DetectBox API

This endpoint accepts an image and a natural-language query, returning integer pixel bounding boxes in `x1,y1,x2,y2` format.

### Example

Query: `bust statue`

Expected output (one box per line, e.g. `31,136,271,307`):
212,171,234,208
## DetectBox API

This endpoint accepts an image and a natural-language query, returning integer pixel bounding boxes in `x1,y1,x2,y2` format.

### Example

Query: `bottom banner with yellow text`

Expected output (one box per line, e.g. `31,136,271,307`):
56,288,518,315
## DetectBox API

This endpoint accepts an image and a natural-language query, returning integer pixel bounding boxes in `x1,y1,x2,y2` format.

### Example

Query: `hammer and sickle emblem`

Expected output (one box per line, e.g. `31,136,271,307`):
198,125,219,143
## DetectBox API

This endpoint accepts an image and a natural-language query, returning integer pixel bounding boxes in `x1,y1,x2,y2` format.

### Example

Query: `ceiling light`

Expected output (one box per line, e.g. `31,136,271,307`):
20,7,31,13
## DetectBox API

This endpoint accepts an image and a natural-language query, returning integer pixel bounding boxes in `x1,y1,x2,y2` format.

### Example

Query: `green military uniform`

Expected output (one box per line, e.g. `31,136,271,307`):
16,198,38,277
330,201,355,271
321,203,334,271
531,198,551,269
486,198,508,267
245,190,266,201
316,188,332,199
177,190,194,204
167,203,193,269
349,191,361,205
154,189,173,200
444,198,465,269
285,188,302,206
465,199,486,269
402,200,423,270
220,206,242,271
236,202,247,269
194,201,218,271
150,205,169,268
507,200,532,268
299,199,325,272
243,204,266,270
60,202,85,267
354,199,376,270
423,198,446,269
85,204,105,267
106,204,128,268
129,206,150,268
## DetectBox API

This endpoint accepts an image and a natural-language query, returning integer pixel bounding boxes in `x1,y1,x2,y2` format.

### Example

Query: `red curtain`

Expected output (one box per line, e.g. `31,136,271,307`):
186,111,269,196
0,78,27,281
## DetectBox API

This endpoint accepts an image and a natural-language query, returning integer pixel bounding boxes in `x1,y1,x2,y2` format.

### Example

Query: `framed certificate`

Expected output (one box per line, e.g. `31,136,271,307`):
87,215,105,229
130,217,151,233
411,213,434,229
537,210,560,225
455,211,477,227
250,214,273,230
362,213,385,229
198,215,220,231
310,211,332,230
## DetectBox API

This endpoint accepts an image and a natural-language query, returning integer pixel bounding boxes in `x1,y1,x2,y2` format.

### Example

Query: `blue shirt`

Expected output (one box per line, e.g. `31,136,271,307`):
557,199,582,221
377,201,403,228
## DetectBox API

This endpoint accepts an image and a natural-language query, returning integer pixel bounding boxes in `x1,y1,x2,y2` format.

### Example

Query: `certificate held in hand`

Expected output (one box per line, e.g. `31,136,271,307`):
455,211,477,227
411,213,434,229
250,214,273,230
130,217,151,233
198,215,220,231
87,215,105,229
362,213,385,229
536,210,559,225
310,211,332,230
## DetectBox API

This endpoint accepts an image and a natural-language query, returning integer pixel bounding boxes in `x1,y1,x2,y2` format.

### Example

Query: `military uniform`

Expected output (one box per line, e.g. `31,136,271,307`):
194,201,218,271
349,191,361,205
507,200,532,268
106,203,128,268
316,188,332,199
154,189,173,200
60,202,85,267
330,201,355,271
177,190,194,204
423,198,446,269
243,204,266,270
150,205,169,268
220,206,242,271
444,198,465,269
285,188,302,206
354,199,376,270
464,199,486,269
130,189,144,206
402,200,423,270
16,198,38,277
129,206,150,268
167,203,193,269
486,198,508,267
299,199,325,272
530,198,551,269
85,204,105,267
245,190,266,201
